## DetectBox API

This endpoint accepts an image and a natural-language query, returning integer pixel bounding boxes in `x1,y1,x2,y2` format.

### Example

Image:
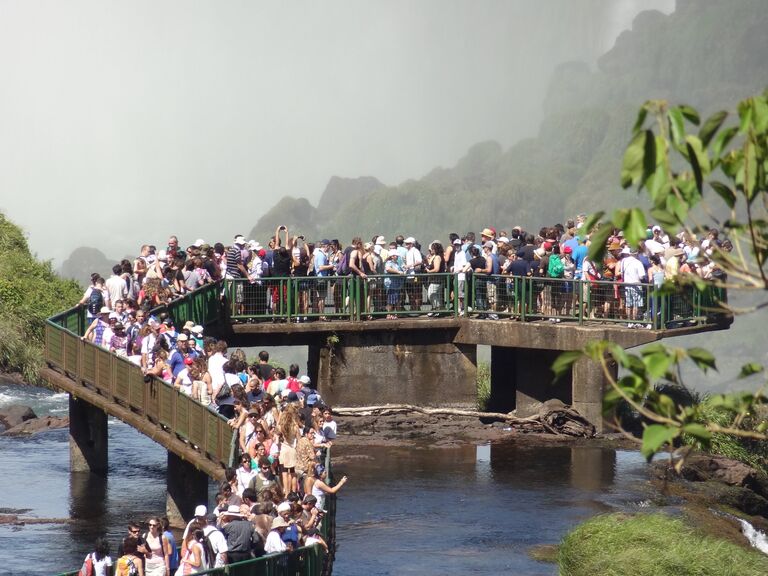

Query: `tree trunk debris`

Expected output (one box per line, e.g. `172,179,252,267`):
334,399,596,438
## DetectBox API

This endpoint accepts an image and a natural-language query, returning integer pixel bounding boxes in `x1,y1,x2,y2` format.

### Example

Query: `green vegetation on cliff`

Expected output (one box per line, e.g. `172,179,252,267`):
559,513,768,576
0,213,82,383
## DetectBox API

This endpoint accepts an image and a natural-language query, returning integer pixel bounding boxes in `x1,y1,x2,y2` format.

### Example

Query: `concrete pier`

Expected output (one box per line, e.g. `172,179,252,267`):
314,331,477,409
166,452,209,526
69,394,108,475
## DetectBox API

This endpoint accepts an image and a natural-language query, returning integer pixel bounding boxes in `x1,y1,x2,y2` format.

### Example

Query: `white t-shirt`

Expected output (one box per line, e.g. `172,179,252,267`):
204,525,229,568
106,274,127,307
452,249,468,281
264,530,287,554
86,554,113,576
208,353,227,388
620,256,646,285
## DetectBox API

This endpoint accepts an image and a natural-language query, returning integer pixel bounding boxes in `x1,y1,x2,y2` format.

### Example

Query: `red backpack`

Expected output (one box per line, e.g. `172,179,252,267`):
78,554,94,576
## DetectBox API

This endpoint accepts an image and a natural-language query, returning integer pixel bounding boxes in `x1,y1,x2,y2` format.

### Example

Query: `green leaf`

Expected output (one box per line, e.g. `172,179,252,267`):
685,135,711,193
711,126,739,163
587,224,613,262
643,352,673,380
657,394,676,418
710,181,737,209
738,99,754,134
581,211,604,235
753,96,768,133
687,347,717,373
641,424,679,460
682,423,712,442
668,107,686,145
624,208,648,249
679,105,701,125
699,110,728,147
650,206,679,228
621,131,646,188
633,103,650,133
551,350,583,382
739,363,764,378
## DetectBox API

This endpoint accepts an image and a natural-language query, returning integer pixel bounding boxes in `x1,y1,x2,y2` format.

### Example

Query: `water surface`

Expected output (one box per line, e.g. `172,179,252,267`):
0,385,652,575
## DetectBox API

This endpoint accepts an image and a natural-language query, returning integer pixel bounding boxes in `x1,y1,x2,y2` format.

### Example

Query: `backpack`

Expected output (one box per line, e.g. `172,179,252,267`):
125,557,139,576
201,532,218,569
548,255,565,278
87,288,104,315
78,554,94,576
335,251,349,276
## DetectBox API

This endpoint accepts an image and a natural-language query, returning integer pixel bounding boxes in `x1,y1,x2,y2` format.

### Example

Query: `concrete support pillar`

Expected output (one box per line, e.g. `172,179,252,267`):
571,356,617,434
489,346,517,413
166,452,209,527
490,346,579,417
316,332,477,409
69,394,108,475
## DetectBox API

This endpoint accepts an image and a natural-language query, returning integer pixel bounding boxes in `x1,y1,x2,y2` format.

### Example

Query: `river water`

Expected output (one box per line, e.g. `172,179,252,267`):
0,383,654,576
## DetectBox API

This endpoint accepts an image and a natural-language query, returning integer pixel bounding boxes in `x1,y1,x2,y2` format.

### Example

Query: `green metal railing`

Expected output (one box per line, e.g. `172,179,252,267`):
221,274,726,329
45,281,234,469
56,546,324,576
48,279,338,576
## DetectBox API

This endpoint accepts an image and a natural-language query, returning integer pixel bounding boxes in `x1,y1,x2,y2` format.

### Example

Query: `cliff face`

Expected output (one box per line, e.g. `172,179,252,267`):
250,0,768,245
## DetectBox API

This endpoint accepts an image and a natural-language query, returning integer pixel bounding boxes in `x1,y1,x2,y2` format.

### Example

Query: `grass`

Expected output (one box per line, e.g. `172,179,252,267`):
477,361,490,411
559,512,768,576
684,399,768,473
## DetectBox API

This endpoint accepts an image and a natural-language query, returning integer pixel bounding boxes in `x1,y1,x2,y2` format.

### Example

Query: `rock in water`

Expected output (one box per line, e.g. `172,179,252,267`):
0,405,37,431
2,415,69,436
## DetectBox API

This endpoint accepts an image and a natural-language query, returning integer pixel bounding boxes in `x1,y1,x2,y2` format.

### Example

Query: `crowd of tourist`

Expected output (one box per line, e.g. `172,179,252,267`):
77,215,727,338
74,215,728,573
77,341,345,574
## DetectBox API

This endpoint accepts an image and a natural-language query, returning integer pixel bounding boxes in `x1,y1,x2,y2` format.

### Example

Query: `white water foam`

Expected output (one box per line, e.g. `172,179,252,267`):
739,519,768,554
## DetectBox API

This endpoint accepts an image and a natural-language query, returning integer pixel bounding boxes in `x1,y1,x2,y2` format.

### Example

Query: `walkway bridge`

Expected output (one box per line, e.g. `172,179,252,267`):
42,275,729,522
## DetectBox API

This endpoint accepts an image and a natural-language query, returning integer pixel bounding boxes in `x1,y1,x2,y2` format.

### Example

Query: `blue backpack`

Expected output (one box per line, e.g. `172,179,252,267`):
87,289,104,315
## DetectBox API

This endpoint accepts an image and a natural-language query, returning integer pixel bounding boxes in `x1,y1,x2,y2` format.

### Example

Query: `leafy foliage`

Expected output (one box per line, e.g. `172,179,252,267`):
563,88,768,467
0,213,82,382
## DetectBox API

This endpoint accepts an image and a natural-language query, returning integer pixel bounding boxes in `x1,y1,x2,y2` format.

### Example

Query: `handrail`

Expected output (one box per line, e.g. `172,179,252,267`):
44,282,234,472
222,274,727,329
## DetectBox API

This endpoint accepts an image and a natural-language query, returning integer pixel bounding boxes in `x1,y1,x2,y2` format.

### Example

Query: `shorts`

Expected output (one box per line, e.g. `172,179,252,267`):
624,285,643,308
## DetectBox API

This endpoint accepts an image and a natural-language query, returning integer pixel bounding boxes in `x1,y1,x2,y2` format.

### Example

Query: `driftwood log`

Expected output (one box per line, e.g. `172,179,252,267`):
334,399,596,438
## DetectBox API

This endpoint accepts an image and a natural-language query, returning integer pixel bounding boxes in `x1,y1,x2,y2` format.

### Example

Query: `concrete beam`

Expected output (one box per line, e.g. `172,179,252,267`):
69,394,108,475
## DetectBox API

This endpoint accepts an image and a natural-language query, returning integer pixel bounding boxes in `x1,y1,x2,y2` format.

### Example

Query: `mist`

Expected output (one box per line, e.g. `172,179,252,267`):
0,0,673,265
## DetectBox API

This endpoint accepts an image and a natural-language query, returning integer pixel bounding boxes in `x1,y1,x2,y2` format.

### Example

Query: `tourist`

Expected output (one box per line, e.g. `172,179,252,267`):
142,516,171,576
220,505,255,564
78,537,112,576
264,517,289,555
425,241,445,315
160,518,179,575
116,536,144,576
310,464,348,511
177,522,205,574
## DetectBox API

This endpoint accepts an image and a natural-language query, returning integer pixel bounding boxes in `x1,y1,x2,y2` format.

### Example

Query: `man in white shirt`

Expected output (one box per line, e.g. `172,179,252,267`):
105,264,127,309
619,248,648,326
452,238,468,316
403,237,423,311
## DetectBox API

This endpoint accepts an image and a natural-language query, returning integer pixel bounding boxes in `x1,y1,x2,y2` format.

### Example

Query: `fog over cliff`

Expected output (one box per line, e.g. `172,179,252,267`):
0,0,672,265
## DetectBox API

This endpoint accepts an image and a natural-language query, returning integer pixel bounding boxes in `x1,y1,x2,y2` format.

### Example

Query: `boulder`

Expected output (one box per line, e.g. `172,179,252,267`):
680,454,768,501
0,405,37,430
2,415,69,436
